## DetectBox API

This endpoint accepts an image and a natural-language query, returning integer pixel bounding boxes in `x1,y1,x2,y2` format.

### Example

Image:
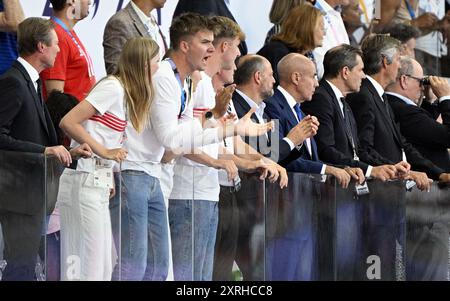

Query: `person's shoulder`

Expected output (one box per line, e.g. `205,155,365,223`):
105,5,132,25
153,60,175,80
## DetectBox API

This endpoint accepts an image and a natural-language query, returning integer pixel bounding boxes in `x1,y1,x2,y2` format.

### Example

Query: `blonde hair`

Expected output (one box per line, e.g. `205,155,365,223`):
115,37,159,133
273,3,324,53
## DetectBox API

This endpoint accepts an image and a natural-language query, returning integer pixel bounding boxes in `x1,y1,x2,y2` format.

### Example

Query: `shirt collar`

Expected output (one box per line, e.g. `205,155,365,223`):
130,1,152,27
385,92,417,106
236,89,266,118
17,57,39,84
326,80,344,100
366,75,385,100
277,86,298,109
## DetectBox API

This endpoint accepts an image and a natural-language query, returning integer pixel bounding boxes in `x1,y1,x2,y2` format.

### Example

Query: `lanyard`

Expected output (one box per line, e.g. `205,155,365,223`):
404,0,416,19
166,58,191,119
52,17,95,77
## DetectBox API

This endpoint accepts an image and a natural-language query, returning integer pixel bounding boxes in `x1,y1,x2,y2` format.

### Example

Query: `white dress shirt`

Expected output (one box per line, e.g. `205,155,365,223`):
17,57,39,92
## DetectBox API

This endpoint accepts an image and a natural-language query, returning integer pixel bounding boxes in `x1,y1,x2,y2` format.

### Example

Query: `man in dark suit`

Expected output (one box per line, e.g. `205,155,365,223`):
229,54,319,280
173,0,248,55
346,34,450,190
385,56,450,281
0,17,90,280
263,53,361,186
385,56,450,172
346,34,450,280
302,44,398,181
261,52,364,280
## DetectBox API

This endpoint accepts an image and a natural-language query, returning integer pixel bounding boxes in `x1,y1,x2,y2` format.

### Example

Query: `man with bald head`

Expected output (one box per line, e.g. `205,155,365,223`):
230,54,318,280
265,53,361,187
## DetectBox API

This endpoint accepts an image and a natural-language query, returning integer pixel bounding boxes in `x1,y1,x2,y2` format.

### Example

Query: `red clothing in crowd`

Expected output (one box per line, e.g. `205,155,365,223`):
41,20,96,101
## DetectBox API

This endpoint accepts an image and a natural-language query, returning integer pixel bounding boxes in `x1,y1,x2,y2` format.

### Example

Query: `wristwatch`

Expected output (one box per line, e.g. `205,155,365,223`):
205,111,213,119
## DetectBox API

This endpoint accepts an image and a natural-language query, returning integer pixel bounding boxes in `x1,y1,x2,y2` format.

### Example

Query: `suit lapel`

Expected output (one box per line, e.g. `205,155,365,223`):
14,62,50,136
233,92,259,123
322,81,355,150
366,80,403,145
125,3,150,38
276,89,299,130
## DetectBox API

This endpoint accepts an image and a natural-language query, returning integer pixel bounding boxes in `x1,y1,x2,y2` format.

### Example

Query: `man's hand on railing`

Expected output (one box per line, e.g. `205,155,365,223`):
438,173,450,183
69,143,92,160
404,171,432,192
45,145,72,167
344,167,365,185
326,166,351,189
371,164,397,181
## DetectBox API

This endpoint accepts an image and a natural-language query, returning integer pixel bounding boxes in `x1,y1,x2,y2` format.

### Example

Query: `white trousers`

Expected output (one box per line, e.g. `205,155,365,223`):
58,169,113,281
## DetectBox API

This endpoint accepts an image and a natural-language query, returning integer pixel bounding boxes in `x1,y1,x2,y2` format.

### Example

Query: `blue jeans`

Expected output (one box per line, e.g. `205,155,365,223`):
110,171,170,281
168,199,218,281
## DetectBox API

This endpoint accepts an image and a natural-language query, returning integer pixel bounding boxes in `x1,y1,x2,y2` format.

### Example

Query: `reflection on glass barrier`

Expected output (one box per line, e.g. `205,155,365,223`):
0,150,48,281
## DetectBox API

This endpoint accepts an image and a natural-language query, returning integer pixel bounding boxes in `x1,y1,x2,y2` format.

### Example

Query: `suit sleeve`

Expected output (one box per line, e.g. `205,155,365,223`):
103,17,129,75
264,100,303,163
347,91,395,165
0,77,46,153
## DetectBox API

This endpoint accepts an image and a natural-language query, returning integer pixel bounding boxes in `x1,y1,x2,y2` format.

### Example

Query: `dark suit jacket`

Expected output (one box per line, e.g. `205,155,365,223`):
173,0,248,55
302,80,371,173
0,60,58,214
232,90,294,163
347,78,444,180
387,94,450,172
264,89,324,174
103,3,153,74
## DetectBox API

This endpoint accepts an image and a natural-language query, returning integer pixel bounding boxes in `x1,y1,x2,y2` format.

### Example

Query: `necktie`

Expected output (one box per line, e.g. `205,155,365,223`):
341,97,358,159
36,79,43,106
382,93,392,119
293,103,303,122
294,103,312,155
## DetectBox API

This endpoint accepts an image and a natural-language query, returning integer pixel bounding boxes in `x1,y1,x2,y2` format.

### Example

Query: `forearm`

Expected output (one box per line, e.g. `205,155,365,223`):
0,0,25,32
60,123,108,158
184,151,218,168
233,135,262,161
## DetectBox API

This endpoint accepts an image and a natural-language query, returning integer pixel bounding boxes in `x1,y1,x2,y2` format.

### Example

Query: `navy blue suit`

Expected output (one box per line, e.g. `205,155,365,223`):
264,88,323,174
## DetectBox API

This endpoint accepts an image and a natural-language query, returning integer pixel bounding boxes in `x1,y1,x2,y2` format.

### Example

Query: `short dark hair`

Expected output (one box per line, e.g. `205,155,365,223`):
234,55,266,85
169,13,213,50
17,17,55,56
49,0,68,11
360,34,401,75
46,90,78,145
323,44,363,79
381,23,420,44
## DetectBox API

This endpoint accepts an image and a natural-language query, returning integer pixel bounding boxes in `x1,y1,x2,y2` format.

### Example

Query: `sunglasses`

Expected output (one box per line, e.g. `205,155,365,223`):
404,74,430,86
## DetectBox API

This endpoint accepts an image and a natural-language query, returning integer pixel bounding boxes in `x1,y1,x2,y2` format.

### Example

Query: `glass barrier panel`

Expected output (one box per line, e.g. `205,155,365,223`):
405,182,450,281
0,150,47,281
265,173,337,281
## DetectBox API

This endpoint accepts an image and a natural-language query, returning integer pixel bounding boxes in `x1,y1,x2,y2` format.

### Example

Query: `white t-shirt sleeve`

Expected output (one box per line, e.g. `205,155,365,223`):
85,77,123,115
150,72,220,152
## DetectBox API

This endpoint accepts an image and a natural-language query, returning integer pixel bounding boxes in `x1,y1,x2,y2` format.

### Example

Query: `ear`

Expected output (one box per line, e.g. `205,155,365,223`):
399,74,407,90
291,72,300,85
254,70,262,85
37,41,45,53
220,41,228,54
179,40,189,53
342,66,350,80
382,56,389,69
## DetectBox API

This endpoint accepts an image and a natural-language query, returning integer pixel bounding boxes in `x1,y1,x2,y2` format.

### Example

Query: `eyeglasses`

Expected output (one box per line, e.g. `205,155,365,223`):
404,74,425,86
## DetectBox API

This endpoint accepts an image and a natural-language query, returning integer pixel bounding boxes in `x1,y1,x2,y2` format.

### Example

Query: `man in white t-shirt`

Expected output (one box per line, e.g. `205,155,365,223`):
150,13,274,281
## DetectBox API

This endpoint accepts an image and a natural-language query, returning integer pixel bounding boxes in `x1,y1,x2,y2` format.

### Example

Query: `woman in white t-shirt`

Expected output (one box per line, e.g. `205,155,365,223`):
58,38,160,281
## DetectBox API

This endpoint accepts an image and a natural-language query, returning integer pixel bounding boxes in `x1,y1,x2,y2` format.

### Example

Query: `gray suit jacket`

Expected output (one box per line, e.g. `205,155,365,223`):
103,3,151,74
